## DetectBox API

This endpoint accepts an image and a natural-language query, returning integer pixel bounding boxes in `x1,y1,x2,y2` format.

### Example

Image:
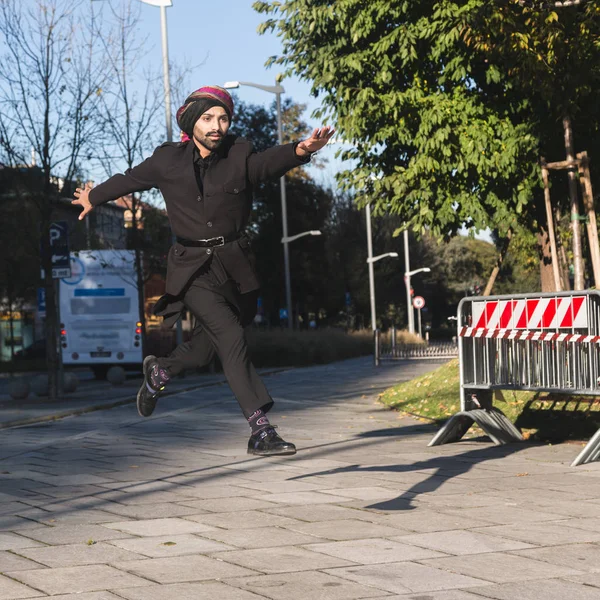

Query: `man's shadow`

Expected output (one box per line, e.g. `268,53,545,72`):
292,429,531,511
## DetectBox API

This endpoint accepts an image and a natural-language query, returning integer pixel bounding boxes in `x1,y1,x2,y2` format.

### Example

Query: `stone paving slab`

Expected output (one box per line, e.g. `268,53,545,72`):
6,564,151,595
0,532,45,551
17,523,131,546
303,538,446,564
102,517,215,537
372,508,494,532
392,530,534,555
13,508,130,526
371,592,485,600
177,496,279,513
108,533,234,556
263,503,376,523
200,524,324,548
118,553,256,583
30,593,123,600
471,578,600,599
283,518,407,541
436,504,566,525
0,550,44,572
323,562,489,594
115,581,266,600
183,509,301,530
15,541,145,568
471,522,600,546
224,570,387,600
510,542,600,572
0,574,43,600
213,545,355,573
420,551,583,583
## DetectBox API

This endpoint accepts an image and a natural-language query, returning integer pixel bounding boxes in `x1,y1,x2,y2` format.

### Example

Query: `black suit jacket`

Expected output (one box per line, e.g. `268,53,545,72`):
89,136,309,324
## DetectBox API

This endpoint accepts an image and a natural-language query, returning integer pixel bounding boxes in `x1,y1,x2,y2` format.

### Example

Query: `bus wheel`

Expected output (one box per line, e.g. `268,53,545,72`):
92,366,109,380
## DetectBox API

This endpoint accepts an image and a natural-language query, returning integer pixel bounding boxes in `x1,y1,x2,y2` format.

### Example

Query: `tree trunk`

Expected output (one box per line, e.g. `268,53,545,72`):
130,198,147,356
540,159,562,291
554,208,571,290
538,227,556,292
42,217,60,401
8,291,15,363
563,115,585,289
483,230,512,296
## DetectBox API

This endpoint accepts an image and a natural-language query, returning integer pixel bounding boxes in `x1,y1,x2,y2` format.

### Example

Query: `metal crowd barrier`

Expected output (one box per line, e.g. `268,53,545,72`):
429,290,600,466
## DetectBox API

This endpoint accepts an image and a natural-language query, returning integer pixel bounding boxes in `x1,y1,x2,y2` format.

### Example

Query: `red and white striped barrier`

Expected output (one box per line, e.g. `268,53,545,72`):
431,291,600,466
459,327,600,343
471,296,587,330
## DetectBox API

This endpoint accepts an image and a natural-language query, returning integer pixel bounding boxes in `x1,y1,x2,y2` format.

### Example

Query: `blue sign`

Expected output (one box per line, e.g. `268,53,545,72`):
62,256,85,285
279,308,288,320
74,288,125,297
37,287,46,316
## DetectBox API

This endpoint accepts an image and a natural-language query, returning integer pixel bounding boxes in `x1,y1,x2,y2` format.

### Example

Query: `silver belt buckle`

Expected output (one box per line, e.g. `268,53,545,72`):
215,236,225,247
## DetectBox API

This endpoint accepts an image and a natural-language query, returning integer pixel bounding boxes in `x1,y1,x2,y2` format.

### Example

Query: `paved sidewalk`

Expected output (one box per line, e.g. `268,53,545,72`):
0,369,284,429
1,356,599,599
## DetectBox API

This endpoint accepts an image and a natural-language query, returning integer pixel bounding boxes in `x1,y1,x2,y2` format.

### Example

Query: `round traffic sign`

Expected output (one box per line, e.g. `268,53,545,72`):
413,296,425,309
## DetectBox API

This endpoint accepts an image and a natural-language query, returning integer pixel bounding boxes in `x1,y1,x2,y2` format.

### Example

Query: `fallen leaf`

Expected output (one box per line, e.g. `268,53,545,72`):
161,542,177,546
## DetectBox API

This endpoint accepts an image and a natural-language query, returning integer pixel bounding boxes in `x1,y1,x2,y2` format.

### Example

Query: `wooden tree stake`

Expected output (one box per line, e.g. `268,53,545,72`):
577,151,600,289
541,158,562,291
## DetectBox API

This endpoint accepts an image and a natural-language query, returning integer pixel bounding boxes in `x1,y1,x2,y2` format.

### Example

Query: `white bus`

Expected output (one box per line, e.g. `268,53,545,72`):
60,250,143,379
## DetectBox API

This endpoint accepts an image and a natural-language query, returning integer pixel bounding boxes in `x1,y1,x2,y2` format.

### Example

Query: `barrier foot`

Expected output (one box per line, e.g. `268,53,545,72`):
428,408,523,447
571,428,600,467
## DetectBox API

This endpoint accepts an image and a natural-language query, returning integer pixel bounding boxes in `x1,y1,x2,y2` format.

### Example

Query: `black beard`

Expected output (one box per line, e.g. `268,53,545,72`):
196,134,223,151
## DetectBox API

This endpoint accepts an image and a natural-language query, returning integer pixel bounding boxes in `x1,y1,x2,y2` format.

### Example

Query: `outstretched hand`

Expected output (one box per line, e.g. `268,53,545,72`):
296,126,336,156
72,182,94,221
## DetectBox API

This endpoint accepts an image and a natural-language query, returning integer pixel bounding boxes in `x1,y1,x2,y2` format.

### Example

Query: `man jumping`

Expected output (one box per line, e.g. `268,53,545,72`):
73,85,334,456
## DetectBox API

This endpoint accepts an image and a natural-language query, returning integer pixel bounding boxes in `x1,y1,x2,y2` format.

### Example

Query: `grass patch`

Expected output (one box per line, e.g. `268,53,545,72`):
379,358,600,442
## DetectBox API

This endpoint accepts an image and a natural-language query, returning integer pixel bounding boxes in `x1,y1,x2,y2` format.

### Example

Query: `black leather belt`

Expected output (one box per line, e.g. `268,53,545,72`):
176,233,239,248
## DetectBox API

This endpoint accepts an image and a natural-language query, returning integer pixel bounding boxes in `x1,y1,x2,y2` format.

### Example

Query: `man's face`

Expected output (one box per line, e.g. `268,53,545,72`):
192,106,230,151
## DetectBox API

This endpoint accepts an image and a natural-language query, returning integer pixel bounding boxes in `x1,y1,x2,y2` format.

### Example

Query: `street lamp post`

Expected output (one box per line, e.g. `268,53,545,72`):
403,229,413,334
223,80,294,329
404,266,431,335
366,203,398,331
281,230,321,244
136,0,183,347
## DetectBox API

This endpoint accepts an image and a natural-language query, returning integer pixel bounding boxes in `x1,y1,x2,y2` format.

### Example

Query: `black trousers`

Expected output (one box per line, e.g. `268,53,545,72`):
156,276,273,419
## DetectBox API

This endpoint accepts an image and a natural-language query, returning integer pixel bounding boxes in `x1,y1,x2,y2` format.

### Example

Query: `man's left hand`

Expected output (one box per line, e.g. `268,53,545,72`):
296,126,335,157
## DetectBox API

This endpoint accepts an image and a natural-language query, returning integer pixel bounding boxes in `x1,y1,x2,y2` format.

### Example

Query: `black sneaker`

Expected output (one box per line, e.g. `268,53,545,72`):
136,355,166,417
248,426,297,456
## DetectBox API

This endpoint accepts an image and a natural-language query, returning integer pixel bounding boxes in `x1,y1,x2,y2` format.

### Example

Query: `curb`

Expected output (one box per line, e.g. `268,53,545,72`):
0,367,291,431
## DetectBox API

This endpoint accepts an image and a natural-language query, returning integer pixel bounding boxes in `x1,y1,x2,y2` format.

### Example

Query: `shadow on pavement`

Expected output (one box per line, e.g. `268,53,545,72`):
291,431,532,511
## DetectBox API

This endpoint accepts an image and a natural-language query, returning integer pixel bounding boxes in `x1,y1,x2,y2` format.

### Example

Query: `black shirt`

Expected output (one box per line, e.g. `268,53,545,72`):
191,146,228,289
192,145,218,199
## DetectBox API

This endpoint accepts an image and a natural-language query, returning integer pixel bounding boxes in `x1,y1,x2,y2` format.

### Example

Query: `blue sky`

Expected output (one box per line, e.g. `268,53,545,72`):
132,0,344,187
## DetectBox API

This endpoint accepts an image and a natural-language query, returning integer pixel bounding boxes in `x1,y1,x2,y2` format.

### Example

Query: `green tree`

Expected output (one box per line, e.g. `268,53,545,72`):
254,0,600,286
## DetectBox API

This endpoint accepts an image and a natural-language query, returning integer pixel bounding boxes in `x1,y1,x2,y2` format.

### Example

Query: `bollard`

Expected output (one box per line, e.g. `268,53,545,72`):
391,325,397,357
107,366,126,386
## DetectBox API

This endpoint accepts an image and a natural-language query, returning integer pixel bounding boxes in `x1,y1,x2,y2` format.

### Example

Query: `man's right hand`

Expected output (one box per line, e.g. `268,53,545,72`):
72,182,94,221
